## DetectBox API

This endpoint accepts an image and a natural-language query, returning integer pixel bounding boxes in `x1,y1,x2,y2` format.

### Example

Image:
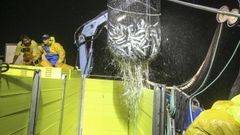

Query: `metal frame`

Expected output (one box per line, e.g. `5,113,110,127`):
160,85,166,135
152,86,161,135
78,78,86,135
28,70,41,135
168,0,240,18
152,85,167,135
59,74,67,135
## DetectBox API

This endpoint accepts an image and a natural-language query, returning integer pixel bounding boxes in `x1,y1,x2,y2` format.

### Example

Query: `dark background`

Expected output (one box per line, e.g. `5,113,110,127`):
0,0,239,108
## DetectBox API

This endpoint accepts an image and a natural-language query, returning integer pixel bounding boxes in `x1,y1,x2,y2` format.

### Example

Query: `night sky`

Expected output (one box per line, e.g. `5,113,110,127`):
0,0,106,64
0,0,239,107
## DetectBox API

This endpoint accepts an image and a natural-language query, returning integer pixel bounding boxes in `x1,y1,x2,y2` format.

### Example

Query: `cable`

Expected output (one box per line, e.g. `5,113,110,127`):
74,23,106,48
193,40,240,98
74,24,85,47
190,24,223,97
169,87,176,117
189,39,240,122
187,24,222,122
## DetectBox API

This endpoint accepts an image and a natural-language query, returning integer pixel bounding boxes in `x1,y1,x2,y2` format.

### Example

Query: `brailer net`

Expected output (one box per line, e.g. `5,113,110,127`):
107,1,161,134
108,0,161,61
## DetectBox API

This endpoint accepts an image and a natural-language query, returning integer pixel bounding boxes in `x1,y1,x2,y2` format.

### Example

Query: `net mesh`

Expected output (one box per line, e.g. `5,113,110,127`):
107,0,161,134
108,0,161,61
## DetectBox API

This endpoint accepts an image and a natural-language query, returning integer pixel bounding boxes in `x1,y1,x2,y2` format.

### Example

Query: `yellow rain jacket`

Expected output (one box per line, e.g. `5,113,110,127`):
185,94,240,135
39,42,65,65
38,38,73,69
15,40,39,63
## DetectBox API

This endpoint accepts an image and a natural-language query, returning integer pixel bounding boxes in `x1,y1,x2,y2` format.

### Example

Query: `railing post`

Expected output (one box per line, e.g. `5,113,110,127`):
160,85,166,135
59,74,67,135
28,70,41,135
152,86,161,135
78,78,86,135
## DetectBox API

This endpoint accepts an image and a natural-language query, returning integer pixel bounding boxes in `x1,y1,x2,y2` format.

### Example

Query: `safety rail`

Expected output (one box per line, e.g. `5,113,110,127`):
28,69,41,135
146,80,195,135
0,63,41,135
0,65,76,135
152,85,167,135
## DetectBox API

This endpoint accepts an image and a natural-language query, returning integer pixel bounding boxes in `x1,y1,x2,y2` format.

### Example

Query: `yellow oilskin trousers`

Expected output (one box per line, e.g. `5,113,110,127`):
38,60,74,70
39,42,66,64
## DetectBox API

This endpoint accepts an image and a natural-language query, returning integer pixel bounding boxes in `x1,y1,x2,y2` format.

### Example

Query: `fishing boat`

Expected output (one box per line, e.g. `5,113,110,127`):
1,0,240,135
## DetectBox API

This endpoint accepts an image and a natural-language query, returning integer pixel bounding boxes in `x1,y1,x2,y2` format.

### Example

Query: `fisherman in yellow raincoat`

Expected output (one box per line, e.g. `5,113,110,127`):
38,34,73,69
12,35,40,65
185,94,240,135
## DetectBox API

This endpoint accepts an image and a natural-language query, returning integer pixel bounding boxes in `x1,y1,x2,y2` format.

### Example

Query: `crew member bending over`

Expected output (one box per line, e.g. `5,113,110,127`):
12,35,40,65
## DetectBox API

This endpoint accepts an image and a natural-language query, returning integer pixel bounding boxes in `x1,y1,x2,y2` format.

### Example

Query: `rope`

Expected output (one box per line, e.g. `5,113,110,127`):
189,39,240,122
190,24,223,96
169,87,176,117
166,87,177,135
166,109,173,135
188,23,222,122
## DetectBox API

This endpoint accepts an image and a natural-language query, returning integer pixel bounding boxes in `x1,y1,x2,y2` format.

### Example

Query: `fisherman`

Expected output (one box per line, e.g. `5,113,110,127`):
12,35,40,65
185,94,240,135
38,34,73,69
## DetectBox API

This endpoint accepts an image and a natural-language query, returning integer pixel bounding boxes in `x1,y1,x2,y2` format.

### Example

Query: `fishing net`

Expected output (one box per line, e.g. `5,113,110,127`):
108,0,161,61
107,0,161,134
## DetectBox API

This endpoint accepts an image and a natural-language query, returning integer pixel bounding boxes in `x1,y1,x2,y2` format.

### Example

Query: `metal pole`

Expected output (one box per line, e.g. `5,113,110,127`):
152,86,161,135
59,74,67,135
28,70,41,135
172,119,176,135
160,85,166,135
168,0,240,18
78,78,86,135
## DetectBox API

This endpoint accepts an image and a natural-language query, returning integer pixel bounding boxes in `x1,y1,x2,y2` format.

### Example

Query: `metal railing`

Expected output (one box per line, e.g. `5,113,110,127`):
168,0,240,18
27,69,41,135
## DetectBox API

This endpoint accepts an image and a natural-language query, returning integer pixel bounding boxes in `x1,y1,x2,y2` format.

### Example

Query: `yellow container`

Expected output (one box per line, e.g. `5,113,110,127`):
0,65,155,135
